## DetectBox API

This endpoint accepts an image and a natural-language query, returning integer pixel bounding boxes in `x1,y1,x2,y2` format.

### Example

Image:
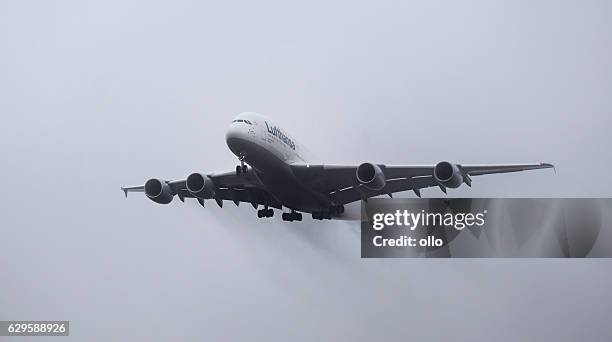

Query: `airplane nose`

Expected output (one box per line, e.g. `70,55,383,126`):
225,123,248,156
225,123,240,141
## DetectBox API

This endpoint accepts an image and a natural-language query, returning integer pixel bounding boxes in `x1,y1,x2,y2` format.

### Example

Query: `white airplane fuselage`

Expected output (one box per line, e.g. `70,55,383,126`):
225,112,329,213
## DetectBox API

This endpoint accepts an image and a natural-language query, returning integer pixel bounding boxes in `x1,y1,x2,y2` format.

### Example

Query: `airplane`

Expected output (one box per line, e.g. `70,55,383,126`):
121,112,554,222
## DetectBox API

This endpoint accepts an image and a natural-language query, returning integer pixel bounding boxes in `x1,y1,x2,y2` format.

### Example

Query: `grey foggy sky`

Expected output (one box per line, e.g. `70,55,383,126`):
1,0,612,341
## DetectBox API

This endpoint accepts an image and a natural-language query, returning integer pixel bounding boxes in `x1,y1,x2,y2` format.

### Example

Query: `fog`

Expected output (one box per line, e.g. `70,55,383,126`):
1,1,611,340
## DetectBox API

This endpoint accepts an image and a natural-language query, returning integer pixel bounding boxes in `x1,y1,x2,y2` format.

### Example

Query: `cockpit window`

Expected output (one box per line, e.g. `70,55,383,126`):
232,119,252,125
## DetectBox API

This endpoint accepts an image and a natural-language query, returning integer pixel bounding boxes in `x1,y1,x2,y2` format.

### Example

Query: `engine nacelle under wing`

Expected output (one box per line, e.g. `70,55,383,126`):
433,161,464,188
356,162,386,190
186,173,216,199
144,178,174,204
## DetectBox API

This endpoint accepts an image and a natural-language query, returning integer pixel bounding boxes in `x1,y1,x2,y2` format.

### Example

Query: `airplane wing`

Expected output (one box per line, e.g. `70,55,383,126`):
290,162,554,205
121,170,283,209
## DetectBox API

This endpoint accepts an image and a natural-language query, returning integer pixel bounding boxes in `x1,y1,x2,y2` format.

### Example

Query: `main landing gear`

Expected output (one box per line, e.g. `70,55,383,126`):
312,205,344,220
257,208,274,218
235,153,248,176
282,211,302,222
257,208,301,221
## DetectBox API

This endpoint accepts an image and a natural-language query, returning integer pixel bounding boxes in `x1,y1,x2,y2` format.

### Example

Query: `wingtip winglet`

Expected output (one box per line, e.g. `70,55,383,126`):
121,187,128,198
541,162,556,174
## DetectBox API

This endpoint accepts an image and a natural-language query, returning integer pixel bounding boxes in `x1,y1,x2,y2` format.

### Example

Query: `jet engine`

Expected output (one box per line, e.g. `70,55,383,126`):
433,161,463,188
186,173,216,199
356,162,386,190
144,178,174,204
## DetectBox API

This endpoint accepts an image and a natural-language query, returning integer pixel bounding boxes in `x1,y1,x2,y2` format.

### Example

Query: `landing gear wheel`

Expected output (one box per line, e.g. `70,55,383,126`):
312,211,333,220
283,211,302,222
235,153,248,175
258,208,274,218
236,164,248,176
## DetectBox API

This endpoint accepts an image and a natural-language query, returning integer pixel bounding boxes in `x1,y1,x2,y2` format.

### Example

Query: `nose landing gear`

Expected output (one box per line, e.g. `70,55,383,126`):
236,164,248,175
235,153,248,176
